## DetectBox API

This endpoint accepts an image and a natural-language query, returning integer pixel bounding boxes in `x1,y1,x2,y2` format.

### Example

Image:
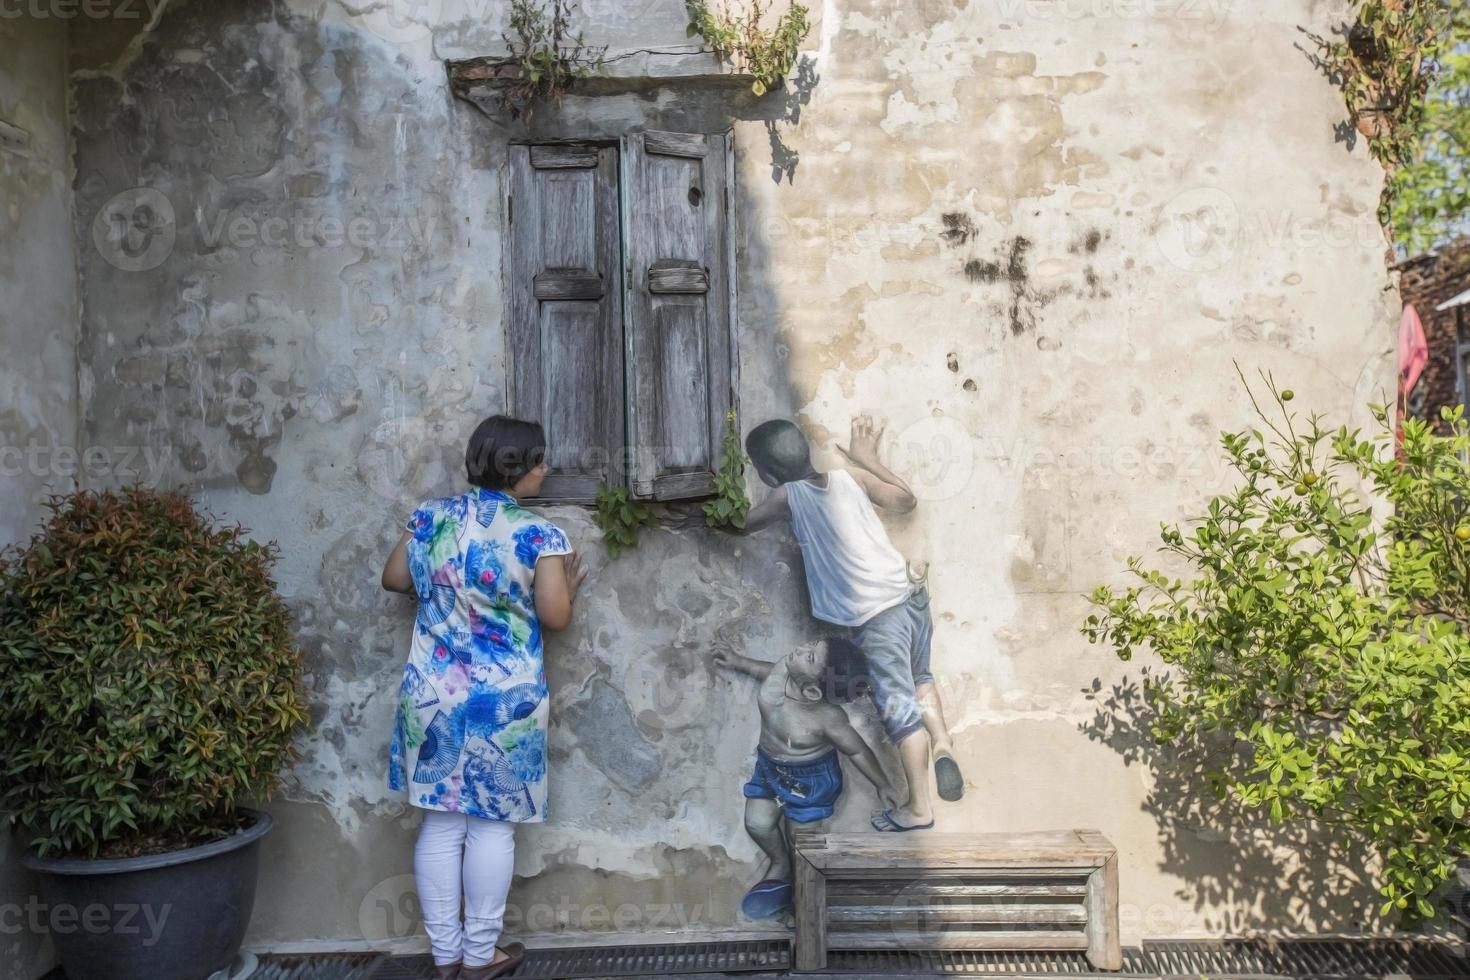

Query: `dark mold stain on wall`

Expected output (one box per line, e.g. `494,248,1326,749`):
940,214,1121,336
961,235,1036,336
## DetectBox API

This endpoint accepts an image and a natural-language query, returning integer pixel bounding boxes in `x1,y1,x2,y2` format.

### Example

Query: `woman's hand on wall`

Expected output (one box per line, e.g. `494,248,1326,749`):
564,550,588,602
382,531,415,595
535,549,587,631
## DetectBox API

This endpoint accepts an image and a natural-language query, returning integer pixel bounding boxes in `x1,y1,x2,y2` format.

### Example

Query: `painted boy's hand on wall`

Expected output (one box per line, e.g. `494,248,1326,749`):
837,414,886,472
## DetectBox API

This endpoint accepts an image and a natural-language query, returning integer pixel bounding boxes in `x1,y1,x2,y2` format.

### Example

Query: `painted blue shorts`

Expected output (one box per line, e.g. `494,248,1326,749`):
854,588,935,744
742,748,844,823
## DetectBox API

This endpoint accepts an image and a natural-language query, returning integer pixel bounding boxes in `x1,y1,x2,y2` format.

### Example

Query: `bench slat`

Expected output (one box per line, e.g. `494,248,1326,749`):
827,881,1089,899
795,830,1114,871
829,903,1089,927
829,930,1093,951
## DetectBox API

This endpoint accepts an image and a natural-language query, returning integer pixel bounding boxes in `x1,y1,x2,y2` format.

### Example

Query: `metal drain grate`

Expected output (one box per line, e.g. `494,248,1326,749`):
1143,938,1470,978
371,940,791,979
825,938,1470,977
825,948,1148,976
39,937,1470,980
252,954,383,980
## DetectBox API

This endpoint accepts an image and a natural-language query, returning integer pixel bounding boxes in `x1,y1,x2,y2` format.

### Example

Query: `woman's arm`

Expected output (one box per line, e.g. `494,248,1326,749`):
382,530,415,595
535,550,588,631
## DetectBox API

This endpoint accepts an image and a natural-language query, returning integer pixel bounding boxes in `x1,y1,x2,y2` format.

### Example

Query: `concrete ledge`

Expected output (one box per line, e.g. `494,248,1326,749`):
447,44,756,110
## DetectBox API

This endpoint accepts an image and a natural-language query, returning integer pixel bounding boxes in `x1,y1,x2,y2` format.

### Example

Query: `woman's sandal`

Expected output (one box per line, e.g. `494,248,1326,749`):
432,964,461,980
459,943,526,980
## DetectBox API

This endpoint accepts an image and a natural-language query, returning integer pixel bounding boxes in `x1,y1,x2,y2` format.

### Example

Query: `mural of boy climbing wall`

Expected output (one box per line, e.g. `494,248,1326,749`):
717,415,967,919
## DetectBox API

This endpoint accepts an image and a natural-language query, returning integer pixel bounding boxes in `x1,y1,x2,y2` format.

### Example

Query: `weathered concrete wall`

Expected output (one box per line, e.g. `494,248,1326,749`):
65,0,1396,958
0,11,76,980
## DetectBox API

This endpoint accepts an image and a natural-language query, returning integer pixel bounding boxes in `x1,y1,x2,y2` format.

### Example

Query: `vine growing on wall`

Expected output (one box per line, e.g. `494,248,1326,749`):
686,0,812,96
499,0,607,120
703,411,752,530
1307,0,1463,236
591,413,751,555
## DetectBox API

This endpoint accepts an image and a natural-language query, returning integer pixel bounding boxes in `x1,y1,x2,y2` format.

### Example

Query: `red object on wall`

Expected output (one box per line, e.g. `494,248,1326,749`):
1396,240,1470,432
1400,303,1428,398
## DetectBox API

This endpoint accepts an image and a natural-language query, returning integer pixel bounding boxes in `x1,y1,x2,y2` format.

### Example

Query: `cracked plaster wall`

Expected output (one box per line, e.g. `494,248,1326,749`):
1,11,77,980
56,0,1398,957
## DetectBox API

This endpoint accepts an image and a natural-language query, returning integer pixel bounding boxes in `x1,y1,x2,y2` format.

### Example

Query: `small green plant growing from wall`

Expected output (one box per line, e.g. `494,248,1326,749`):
1084,368,1470,922
593,482,655,558
686,0,812,96
703,411,752,530
499,0,607,119
1307,0,1465,236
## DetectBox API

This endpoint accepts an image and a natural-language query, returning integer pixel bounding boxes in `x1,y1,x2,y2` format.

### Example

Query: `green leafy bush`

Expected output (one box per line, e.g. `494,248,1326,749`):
0,488,307,858
1084,372,1470,921
686,0,811,97
593,483,655,558
1307,0,1464,234
499,0,606,120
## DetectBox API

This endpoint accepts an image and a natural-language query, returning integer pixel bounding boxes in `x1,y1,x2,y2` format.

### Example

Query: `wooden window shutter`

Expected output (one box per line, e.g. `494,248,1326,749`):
621,129,737,501
506,143,625,503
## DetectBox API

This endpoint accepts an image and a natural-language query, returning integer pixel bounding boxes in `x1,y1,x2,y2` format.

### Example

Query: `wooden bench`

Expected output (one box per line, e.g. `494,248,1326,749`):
791,829,1121,972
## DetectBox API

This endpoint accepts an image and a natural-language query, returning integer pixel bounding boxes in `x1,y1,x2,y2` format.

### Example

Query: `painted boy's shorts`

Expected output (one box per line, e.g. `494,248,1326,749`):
853,588,935,744
742,748,844,823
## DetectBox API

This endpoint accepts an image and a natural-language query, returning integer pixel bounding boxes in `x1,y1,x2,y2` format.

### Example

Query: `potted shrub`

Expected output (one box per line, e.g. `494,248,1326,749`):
0,488,307,980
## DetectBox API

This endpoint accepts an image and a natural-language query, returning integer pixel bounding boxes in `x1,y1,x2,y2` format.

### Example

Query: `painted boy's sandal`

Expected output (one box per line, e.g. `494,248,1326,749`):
935,755,965,802
870,809,935,832
741,878,795,919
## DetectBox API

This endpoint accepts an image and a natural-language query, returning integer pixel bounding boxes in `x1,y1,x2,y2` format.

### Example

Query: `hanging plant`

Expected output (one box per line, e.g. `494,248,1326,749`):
499,0,607,120
686,0,812,97
1305,0,1459,229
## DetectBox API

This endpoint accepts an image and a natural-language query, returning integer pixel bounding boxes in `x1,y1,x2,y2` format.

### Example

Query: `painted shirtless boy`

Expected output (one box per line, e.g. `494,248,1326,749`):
712,636,898,918
744,415,964,832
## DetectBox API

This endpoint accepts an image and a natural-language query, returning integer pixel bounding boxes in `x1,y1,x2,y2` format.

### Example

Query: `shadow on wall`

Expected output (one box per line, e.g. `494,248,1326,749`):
1081,671,1381,935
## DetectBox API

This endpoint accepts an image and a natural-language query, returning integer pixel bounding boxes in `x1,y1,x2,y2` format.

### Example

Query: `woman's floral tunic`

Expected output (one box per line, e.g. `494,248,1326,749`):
389,487,571,822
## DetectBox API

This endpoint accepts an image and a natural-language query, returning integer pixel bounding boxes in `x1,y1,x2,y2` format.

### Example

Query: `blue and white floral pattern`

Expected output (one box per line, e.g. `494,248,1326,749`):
389,488,571,822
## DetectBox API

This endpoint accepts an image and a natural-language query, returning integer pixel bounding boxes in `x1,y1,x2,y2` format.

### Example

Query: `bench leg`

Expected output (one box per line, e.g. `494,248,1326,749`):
1085,851,1122,971
792,852,827,972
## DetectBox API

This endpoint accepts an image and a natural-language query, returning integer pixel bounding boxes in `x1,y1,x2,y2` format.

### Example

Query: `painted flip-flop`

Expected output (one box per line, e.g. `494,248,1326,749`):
870,808,935,832
741,878,794,919
935,755,965,802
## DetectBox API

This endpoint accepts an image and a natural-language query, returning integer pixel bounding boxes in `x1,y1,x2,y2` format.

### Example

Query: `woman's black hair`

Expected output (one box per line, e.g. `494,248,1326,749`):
465,415,548,491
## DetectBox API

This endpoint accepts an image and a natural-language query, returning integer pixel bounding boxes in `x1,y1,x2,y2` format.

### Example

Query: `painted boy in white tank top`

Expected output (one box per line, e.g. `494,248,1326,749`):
744,416,964,831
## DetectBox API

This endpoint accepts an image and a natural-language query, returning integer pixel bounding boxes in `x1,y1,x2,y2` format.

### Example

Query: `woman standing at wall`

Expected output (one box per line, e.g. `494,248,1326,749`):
381,416,587,980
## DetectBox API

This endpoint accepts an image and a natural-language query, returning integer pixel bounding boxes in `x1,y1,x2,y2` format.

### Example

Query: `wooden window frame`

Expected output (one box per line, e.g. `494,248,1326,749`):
505,130,739,507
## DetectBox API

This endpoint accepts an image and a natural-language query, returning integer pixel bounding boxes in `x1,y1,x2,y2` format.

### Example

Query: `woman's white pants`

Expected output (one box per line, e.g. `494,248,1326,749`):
414,809,516,967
